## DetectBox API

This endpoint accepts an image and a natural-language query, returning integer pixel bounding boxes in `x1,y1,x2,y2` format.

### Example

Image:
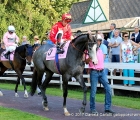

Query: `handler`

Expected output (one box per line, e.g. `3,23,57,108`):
86,35,115,114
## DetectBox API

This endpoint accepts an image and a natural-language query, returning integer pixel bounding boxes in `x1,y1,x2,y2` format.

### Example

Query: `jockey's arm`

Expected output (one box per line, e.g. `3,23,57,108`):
50,25,58,44
3,34,14,46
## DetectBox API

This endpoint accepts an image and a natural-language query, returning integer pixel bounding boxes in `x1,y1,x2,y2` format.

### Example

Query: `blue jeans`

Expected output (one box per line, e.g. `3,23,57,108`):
90,69,112,111
123,61,135,85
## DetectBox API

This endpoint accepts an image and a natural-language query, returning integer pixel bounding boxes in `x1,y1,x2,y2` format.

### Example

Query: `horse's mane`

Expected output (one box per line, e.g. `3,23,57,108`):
71,34,87,43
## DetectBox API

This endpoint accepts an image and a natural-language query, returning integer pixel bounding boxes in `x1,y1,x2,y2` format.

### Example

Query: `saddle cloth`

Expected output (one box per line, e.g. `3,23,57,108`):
46,41,70,60
0,51,14,61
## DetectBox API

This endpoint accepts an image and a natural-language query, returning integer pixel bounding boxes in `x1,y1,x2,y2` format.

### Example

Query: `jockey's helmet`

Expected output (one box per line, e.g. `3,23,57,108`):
62,13,72,23
8,25,15,32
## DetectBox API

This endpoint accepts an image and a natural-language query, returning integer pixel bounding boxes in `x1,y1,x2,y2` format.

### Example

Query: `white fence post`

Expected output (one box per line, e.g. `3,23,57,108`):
109,68,114,96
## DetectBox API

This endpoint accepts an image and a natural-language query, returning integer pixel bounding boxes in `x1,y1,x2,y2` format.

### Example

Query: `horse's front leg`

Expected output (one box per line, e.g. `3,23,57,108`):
62,74,71,116
15,76,20,97
76,74,87,113
15,70,28,98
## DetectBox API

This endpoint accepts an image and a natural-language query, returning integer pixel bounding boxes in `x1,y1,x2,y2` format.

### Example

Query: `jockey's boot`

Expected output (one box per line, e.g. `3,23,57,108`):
4,51,10,59
56,45,64,54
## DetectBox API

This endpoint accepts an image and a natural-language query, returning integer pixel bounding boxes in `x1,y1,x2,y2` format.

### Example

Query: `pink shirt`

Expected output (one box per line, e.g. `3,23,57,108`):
88,49,104,70
3,32,19,47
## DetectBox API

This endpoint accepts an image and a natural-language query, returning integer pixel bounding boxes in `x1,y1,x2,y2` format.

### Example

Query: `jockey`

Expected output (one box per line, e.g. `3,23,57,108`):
49,13,73,54
3,25,19,59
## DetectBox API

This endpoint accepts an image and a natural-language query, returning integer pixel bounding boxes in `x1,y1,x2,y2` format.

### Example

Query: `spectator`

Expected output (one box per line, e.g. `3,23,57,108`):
87,35,114,114
21,36,29,45
131,26,140,62
108,23,116,62
46,31,54,45
108,29,122,76
34,35,41,45
120,32,140,86
131,26,140,43
109,23,116,39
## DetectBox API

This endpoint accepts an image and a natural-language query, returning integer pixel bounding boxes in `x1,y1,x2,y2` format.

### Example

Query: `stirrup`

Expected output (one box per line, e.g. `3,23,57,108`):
4,51,10,59
4,54,9,59
56,48,64,54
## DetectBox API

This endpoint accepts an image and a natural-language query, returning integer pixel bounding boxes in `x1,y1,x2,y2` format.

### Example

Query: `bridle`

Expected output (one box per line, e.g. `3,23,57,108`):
70,42,89,55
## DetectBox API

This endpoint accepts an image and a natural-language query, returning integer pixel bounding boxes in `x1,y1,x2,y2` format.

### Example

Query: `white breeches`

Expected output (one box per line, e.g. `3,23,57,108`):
6,46,17,52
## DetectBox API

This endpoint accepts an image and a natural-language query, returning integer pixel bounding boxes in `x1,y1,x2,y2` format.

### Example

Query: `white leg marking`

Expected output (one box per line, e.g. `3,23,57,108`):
0,91,3,96
64,107,70,116
24,90,28,98
42,100,49,111
15,93,19,97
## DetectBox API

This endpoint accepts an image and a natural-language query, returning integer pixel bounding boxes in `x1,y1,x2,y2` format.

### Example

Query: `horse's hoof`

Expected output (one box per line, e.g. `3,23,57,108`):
24,93,28,98
43,106,49,111
42,101,49,111
0,91,3,96
79,107,85,113
15,93,19,97
64,112,70,116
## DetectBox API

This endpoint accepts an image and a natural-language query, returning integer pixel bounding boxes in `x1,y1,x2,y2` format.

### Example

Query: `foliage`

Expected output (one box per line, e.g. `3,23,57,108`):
0,0,79,43
0,106,50,120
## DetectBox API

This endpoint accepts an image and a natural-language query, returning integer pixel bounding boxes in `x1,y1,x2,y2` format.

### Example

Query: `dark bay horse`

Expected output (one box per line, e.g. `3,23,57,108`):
0,44,33,97
30,34,98,116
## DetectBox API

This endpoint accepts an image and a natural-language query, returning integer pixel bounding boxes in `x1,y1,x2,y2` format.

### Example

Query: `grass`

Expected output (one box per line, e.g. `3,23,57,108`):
0,106,50,120
0,83,140,110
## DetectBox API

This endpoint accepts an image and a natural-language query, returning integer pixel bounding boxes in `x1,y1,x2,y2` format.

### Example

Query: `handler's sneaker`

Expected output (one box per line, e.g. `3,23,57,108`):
105,109,115,114
90,109,98,114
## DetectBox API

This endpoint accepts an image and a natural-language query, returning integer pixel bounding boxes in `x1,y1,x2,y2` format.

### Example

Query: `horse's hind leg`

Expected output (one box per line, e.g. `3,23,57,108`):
15,76,20,97
76,74,87,113
40,70,53,111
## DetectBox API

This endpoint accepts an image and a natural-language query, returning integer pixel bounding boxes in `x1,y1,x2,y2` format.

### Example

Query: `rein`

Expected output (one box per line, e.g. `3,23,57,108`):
18,53,26,60
70,42,89,55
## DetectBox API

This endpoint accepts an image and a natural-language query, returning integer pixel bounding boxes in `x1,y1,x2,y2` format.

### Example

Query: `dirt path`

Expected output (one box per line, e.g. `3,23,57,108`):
0,90,140,120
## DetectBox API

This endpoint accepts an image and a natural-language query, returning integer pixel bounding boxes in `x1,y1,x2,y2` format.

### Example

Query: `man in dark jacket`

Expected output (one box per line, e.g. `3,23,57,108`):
131,26,140,44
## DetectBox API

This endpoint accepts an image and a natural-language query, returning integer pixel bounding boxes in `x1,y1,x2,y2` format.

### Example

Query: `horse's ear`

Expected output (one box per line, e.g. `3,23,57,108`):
93,35,97,42
87,33,93,41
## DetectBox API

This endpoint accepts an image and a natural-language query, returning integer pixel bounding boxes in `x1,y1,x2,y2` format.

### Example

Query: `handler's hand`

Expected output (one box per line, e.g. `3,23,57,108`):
85,58,91,64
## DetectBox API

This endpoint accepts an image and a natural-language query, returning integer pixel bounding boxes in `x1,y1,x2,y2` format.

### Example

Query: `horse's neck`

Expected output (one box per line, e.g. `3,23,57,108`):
17,51,26,58
70,41,86,60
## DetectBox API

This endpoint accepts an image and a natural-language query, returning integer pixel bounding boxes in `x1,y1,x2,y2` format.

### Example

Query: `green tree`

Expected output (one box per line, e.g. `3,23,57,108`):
0,0,80,43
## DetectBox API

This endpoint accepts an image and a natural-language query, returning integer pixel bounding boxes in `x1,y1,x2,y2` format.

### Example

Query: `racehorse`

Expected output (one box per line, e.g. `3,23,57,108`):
0,44,33,97
30,34,98,116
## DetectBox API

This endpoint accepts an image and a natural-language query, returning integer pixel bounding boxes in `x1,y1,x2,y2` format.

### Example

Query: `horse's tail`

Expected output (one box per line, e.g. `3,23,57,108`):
30,68,37,96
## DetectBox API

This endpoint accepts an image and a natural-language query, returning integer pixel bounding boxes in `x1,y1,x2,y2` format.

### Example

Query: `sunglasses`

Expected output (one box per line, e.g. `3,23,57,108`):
64,19,71,23
124,36,129,37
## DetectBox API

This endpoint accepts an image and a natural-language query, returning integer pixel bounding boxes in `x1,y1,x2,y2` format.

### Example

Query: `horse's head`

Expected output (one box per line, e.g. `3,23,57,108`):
87,33,98,64
25,44,33,65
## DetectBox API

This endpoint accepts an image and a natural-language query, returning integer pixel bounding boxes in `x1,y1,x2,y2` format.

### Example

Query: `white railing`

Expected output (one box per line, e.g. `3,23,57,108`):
0,63,140,95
